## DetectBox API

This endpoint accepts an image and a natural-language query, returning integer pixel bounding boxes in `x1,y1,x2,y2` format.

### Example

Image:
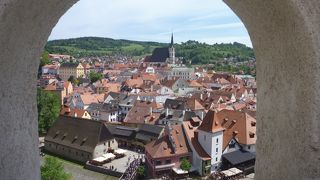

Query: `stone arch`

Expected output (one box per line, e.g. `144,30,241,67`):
0,0,319,179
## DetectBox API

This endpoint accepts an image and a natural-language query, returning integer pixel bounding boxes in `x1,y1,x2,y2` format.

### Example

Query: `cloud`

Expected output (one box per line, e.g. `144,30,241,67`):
49,0,252,47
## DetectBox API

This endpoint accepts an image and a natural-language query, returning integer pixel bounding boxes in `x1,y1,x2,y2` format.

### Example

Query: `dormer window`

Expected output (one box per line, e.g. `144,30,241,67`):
222,118,228,126
233,131,239,136
249,132,255,138
53,131,60,139
80,138,87,146
61,133,68,140
228,120,236,128
72,136,78,143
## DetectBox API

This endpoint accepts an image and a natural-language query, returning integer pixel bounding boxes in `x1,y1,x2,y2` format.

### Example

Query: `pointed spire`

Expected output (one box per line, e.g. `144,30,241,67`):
170,33,174,47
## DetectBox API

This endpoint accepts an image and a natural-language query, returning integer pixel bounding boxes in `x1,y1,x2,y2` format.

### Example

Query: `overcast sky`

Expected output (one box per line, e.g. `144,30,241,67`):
49,0,252,47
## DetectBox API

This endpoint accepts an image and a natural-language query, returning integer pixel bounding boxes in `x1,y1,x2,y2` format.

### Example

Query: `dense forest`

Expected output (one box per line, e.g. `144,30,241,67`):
45,37,255,64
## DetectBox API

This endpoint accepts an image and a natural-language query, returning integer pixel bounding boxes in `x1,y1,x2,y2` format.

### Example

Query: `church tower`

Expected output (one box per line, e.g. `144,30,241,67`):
168,33,176,64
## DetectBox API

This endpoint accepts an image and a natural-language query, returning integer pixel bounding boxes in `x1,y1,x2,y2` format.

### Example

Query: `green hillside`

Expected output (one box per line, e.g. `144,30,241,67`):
45,37,255,64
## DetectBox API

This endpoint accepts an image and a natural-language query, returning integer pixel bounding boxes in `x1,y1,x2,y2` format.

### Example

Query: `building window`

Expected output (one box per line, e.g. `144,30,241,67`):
216,148,218,153
216,157,218,162
248,145,251,150
165,159,171,164
156,161,162,165
216,138,219,143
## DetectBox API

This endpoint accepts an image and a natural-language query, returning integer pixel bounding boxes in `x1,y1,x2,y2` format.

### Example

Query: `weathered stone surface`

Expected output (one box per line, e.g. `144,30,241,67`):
0,0,77,179
224,0,320,179
0,0,319,179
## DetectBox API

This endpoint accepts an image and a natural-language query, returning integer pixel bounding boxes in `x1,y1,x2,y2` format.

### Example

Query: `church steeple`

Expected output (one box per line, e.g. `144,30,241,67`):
170,33,174,47
169,33,175,64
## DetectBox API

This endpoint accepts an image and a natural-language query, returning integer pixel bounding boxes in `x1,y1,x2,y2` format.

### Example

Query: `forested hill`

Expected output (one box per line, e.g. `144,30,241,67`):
45,37,255,64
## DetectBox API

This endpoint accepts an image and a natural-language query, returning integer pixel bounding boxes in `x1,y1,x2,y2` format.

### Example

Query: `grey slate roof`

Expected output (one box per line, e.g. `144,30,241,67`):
164,99,186,110
149,47,169,63
45,116,114,153
107,125,136,138
60,62,79,68
222,150,256,165
107,124,164,144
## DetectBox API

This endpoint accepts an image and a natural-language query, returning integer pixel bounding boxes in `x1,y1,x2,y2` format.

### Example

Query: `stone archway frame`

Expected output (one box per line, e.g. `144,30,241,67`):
0,0,319,179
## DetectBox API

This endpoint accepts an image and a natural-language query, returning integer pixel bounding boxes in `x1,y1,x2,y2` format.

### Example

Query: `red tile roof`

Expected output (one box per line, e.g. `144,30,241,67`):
145,125,191,158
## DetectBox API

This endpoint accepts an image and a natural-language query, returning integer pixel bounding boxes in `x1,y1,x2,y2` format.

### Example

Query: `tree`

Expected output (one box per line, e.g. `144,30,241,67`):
68,75,75,83
37,88,60,134
40,51,50,67
180,158,191,172
38,51,50,77
89,71,103,83
41,156,72,180
137,165,146,178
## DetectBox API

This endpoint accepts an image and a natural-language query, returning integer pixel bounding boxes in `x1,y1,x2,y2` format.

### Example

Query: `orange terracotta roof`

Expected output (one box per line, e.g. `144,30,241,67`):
134,100,162,109
198,110,225,133
187,98,205,111
124,78,144,88
44,83,57,91
145,125,191,159
182,121,211,160
60,107,88,118
80,93,104,105
64,81,71,89
161,78,178,89
199,109,257,151
124,106,159,125
188,80,203,87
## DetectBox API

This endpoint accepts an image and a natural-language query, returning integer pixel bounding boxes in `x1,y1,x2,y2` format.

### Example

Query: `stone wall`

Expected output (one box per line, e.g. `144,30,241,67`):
0,0,319,179
224,0,320,179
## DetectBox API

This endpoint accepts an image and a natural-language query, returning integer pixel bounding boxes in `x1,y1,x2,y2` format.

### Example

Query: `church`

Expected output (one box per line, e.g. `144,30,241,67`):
145,34,178,65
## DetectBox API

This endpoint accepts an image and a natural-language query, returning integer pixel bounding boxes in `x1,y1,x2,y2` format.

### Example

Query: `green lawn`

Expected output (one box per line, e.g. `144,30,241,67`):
41,154,118,180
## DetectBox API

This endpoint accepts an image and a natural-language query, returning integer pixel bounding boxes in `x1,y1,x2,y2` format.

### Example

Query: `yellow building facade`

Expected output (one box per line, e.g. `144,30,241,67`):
59,63,85,81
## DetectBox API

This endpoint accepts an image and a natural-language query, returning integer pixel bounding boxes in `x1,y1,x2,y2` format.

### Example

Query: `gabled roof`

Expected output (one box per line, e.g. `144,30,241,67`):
124,78,144,88
186,98,205,111
164,98,186,110
161,78,179,89
197,110,224,133
149,47,169,63
45,116,114,153
60,107,88,118
107,125,136,138
198,109,257,150
182,121,211,160
145,124,191,159
124,106,159,125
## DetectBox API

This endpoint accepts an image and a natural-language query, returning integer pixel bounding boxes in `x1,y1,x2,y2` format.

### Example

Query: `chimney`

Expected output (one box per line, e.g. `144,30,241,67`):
200,93,203,100
183,110,185,116
166,108,169,117
150,107,153,116
201,111,204,120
